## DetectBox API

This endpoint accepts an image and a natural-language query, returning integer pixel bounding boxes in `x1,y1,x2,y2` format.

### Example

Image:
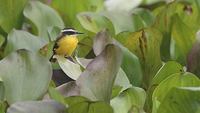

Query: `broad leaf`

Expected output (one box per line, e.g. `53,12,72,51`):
0,78,4,101
0,50,52,104
153,72,200,104
4,30,46,56
7,100,66,113
111,87,146,113
76,44,122,102
24,1,64,41
0,0,27,33
157,87,200,113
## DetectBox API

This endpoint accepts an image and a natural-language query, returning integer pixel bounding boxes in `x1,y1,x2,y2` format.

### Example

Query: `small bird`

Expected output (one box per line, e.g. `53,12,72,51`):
50,28,83,62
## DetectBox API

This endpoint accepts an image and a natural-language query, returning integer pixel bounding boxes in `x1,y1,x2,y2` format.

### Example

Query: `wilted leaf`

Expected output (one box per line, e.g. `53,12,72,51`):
76,44,122,102
153,72,200,104
157,87,200,113
0,50,52,104
4,29,46,56
56,55,82,80
111,87,146,113
116,28,162,88
0,0,27,33
24,1,64,41
7,100,66,113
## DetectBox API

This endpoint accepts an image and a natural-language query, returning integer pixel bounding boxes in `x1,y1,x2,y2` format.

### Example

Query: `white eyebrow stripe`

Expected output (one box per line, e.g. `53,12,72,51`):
61,29,76,32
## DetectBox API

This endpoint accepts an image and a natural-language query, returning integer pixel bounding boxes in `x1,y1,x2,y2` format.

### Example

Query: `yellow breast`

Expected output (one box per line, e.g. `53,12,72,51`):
55,35,78,57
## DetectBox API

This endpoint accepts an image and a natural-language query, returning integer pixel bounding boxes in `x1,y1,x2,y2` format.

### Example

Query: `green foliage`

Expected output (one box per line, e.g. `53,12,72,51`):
0,0,200,113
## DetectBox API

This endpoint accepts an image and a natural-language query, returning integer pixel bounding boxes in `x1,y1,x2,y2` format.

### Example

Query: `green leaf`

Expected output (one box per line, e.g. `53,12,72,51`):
24,1,64,41
56,55,82,80
0,50,52,104
152,61,183,85
0,0,28,33
0,35,5,48
48,87,65,104
157,87,200,113
0,102,6,113
111,87,146,113
77,12,114,34
76,44,122,102
65,96,113,113
171,14,196,65
51,0,104,27
4,29,46,56
7,100,66,113
47,26,61,41
152,72,200,104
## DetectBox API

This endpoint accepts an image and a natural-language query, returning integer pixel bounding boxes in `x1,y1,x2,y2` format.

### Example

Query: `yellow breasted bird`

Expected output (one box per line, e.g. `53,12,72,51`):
50,28,83,62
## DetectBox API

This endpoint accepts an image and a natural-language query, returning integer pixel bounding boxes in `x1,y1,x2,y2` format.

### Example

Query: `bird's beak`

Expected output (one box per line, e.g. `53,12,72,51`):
76,32,84,34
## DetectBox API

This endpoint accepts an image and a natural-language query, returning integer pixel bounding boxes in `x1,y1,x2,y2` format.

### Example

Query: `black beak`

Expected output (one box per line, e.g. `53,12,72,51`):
76,32,84,34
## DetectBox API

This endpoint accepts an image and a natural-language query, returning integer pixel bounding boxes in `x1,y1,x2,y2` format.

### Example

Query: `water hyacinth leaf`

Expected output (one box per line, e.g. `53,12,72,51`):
7,100,66,113
4,30,46,56
77,12,114,34
171,14,196,65
152,72,200,104
56,55,82,80
47,26,61,41
152,61,183,85
93,30,143,86
65,96,113,113
51,0,104,26
76,44,122,102
0,50,52,104
0,35,4,48
24,1,64,41
0,0,27,33
111,87,146,113
157,87,200,113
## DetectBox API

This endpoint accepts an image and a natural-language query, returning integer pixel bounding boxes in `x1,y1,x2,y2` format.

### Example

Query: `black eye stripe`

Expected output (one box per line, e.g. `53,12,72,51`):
62,31,76,35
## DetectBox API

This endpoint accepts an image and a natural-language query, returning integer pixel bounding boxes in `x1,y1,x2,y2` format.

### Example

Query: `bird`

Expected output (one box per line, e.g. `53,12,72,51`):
49,28,83,62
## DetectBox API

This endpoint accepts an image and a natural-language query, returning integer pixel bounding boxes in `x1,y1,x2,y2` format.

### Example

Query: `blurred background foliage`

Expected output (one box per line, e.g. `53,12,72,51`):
0,0,200,113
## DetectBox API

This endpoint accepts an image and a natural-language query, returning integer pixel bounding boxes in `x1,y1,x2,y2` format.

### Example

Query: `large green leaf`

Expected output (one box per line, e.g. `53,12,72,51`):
65,96,113,113
7,100,66,113
0,0,28,33
171,14,196,65
153,72,200,104
4,29,46,56
0,50,52,104
51,0,104,27
93,30,143,86
76,44,122,102
157,87,200,113
24,1,64,41
152,61,183,85
116,28,162,88
111,87,146,113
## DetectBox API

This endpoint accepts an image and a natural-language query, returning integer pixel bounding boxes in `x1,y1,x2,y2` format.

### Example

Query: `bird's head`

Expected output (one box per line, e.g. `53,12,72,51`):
61,28,83,36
